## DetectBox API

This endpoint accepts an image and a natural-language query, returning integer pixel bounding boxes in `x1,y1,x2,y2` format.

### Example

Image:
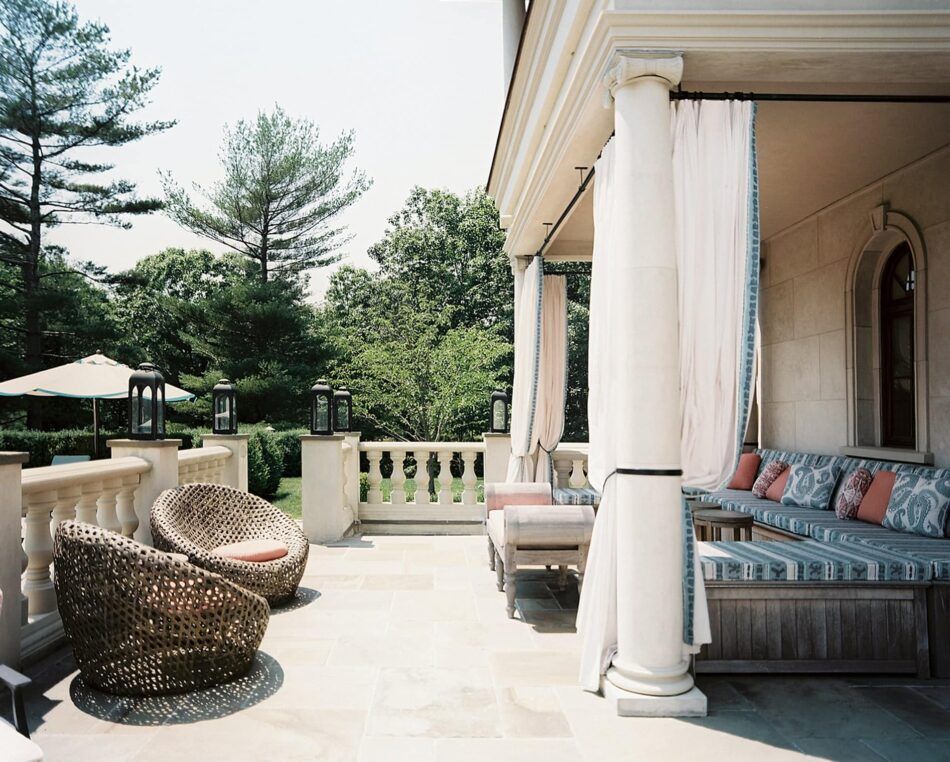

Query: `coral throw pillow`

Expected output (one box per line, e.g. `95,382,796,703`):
765,467,792,502
212,539,288,563
835,468,873,520
752,460,788,499
728,453,761,491
856,470,897,525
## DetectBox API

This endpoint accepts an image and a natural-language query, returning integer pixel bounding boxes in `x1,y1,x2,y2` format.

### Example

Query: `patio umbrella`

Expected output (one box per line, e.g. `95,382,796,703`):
0,352,195,459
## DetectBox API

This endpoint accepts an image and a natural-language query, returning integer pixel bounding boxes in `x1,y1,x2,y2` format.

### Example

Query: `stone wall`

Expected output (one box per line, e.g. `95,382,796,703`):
760,144,950,466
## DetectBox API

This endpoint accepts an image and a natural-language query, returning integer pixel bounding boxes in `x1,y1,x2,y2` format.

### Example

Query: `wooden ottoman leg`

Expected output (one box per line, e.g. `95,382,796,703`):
505,570,517,618
488,536,495,570
558,565,568,589
495,551,505,592
577,544,589,594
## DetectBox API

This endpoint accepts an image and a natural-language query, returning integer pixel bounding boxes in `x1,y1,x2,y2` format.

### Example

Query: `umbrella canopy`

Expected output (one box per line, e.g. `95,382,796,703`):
0,352,194,401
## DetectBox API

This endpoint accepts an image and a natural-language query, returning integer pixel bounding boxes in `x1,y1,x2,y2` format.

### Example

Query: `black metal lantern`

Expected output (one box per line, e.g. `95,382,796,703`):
333,386,353,432
489,389,510,433
212,378,238,435
310,379,333,435
128,362,166,440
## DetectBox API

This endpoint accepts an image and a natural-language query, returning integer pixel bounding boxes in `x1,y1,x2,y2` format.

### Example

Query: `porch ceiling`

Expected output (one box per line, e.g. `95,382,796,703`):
544,98,950,259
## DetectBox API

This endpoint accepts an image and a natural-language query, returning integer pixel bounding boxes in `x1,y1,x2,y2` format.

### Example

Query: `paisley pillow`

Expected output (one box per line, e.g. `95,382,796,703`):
882,473,950,538
780,463,841,511
752,460,788,499
834,467,873,520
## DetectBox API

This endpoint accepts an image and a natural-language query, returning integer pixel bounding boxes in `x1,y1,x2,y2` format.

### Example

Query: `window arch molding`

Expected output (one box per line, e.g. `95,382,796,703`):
844,204,928,454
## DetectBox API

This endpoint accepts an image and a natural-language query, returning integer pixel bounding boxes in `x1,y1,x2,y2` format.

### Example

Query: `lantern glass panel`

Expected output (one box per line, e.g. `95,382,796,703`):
314,396,330,433
335,399,350,430
492,400,506,431
214,393,230,430
156,386,165,436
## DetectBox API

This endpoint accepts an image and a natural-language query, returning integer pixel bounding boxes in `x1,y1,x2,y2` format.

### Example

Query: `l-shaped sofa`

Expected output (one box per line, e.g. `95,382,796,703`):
692,448,950,678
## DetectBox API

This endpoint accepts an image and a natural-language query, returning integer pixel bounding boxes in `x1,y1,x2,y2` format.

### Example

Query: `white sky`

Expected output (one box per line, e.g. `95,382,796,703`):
58,0,504,299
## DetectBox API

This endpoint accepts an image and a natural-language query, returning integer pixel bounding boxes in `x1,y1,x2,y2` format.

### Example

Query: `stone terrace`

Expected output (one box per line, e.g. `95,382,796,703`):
20,535,950,761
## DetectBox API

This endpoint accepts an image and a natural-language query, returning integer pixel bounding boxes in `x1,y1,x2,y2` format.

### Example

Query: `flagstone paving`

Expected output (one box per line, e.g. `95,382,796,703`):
19,534,950,761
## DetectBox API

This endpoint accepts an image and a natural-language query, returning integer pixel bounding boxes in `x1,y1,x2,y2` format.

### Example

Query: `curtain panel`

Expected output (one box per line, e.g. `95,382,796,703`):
506,256,544,482
533,275,568,484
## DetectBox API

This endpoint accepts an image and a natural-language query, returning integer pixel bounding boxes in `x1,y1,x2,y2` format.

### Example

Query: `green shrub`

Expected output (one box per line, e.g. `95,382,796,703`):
272,429,304,477
0,427,202,466
246,429,284,499
359,472,369,503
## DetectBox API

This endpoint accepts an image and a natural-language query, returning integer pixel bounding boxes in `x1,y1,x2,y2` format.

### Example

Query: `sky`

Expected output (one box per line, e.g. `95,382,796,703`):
58,0,505,299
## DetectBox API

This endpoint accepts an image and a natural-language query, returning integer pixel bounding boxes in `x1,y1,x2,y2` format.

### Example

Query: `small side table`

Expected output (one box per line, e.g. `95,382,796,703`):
689,500,721,515
693,509,754,542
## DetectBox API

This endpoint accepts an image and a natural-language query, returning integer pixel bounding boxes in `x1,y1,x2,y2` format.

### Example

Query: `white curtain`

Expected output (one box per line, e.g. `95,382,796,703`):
577,138,619,689
506,256,543,482
533,275,568,484
579,100,757,691
673,100,760,491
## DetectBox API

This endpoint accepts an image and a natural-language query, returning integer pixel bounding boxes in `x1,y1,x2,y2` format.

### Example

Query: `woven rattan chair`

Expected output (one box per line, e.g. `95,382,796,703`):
151,483,309,605
53,520,269,697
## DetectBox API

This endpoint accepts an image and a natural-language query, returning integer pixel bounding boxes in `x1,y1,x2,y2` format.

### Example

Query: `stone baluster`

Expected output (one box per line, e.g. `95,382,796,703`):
75,481,101,524
22,490,58,616
50,485,79,538
570,459,588,488
414,451,431,505
553,457,571,488
366,451,383,504
461,450,477,505
116,475,140,537
437,451,454,506
96,477,122,534
390,451,406,505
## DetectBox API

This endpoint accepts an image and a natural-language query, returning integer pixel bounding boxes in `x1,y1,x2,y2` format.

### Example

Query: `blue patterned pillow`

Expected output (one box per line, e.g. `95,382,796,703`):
780,463,841,511
882,473,950,538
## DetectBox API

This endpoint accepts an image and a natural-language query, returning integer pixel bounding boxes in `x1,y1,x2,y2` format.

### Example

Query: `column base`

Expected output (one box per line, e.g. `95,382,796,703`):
602,679,707,717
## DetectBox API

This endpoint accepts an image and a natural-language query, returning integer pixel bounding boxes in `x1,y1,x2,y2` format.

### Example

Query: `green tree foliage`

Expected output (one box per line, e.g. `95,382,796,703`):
162,106,370,283
0,0,172,425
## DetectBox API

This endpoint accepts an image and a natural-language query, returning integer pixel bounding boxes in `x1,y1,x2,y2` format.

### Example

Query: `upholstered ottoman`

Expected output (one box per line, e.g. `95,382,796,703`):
484,482,553,569
488,504,595,619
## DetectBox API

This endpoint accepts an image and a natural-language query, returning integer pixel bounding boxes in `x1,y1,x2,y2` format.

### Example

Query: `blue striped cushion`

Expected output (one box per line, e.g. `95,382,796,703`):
553,486,601,506
699,540,929,582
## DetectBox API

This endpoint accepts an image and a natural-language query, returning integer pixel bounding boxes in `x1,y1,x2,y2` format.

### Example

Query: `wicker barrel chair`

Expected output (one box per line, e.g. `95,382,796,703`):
53,520,269,696
151,483,309,605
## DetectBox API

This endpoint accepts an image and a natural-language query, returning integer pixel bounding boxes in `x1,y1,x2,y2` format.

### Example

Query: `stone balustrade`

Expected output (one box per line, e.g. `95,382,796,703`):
178,445,231,485
21,457,152,619
552,442,590,488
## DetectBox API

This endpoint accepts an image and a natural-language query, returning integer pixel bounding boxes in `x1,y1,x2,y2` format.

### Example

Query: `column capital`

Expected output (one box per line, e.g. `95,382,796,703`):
603,52,683,104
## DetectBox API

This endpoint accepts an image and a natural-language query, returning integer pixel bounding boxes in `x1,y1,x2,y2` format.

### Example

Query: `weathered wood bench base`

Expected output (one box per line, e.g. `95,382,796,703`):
697,582,931,678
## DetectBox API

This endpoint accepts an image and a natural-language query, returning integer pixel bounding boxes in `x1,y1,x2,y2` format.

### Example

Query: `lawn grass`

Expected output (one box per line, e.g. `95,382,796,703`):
273,475,484,520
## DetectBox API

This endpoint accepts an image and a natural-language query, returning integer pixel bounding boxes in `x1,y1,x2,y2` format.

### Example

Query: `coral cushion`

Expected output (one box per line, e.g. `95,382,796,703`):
856,470,898,525
728,453,761,491
485,482,552,513
212,539,288,562
765,467,792,503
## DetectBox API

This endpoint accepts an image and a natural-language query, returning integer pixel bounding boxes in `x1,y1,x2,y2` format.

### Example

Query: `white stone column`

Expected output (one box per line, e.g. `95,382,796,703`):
202,434,249,491
482,433,511,484
301,434,351,544
0,453,28,668
601,53,705,716
342,432,361,525
107,439,181,545
501,0,526,91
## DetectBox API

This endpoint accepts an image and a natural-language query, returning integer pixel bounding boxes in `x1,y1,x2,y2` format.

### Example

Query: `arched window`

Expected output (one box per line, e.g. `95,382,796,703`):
880,242,915,448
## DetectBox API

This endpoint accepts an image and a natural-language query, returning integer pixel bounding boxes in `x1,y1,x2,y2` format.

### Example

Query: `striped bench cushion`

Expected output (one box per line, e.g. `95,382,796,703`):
553,486,601,507
699,540,930,582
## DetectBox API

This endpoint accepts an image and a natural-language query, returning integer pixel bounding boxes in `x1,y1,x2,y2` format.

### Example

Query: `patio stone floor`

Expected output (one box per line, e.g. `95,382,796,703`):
19,534,950,761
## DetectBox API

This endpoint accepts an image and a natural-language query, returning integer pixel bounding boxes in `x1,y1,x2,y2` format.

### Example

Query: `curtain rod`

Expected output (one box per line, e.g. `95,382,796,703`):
528,90,950,260
672,90,950,104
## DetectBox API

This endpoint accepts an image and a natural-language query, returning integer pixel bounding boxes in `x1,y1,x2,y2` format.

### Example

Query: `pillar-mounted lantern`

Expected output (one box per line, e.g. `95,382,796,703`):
310,379,333,435
212,378,238,435
333,386,353,432
128,362,165,441
489,389,510,433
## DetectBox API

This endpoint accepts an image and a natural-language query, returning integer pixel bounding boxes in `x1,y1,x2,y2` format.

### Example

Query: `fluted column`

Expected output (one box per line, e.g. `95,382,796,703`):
600,52,705,715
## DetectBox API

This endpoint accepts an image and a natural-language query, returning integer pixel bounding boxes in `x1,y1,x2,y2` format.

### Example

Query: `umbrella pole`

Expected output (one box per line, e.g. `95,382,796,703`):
93,398,101,460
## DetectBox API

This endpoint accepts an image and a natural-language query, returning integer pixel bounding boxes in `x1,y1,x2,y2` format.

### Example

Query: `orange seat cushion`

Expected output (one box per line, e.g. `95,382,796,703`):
212,539,288,562
765,467,791,503
856,470,898,525
727,453,761,490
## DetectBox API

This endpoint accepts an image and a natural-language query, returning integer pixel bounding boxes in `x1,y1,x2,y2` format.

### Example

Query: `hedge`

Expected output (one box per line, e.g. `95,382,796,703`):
0,428,200,467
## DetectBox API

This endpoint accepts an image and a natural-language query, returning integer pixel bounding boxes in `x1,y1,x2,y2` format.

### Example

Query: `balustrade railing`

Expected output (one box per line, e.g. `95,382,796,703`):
20,457,151,619
178,445,231,485
357,441,485,523
552,442,590,489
